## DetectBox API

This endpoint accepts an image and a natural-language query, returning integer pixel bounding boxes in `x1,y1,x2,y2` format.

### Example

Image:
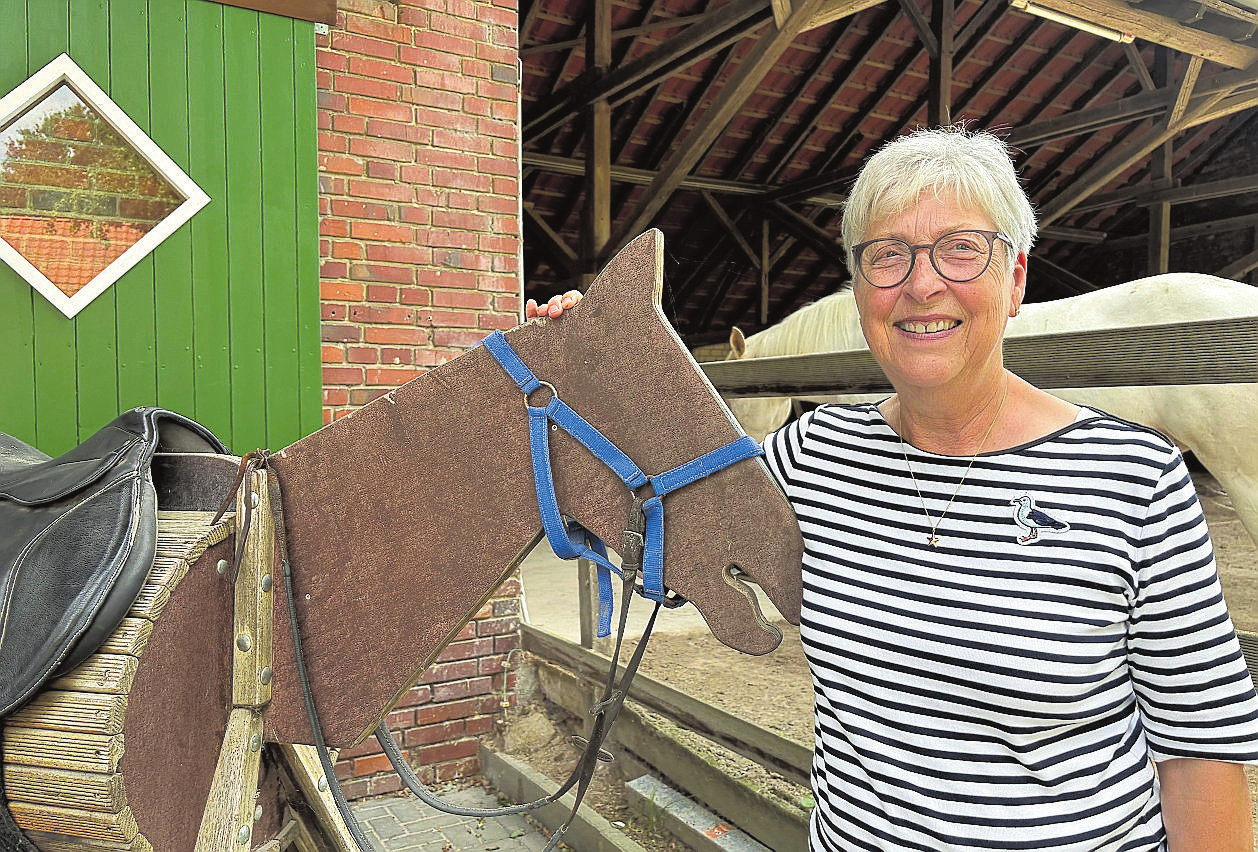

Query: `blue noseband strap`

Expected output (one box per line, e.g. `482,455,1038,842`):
481,330,761,636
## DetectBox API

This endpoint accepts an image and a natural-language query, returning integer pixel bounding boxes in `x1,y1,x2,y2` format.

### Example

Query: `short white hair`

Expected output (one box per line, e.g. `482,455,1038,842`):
841,126,1037,273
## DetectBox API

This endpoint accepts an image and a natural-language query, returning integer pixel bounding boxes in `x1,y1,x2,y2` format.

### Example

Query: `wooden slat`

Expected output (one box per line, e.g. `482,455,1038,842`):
21,832,150,852
96,618,152,658
702,316,1258,397
6,691,127,736
48,655,138,696
3,764,127,812
10,801,137,843
2,728,123,774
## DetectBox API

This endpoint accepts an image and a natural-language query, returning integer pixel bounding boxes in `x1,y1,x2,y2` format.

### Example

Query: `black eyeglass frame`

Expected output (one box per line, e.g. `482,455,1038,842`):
851,229,1014,289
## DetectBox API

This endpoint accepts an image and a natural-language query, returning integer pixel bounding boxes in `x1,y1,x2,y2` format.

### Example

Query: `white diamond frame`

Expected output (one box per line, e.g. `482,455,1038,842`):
0,53,211,318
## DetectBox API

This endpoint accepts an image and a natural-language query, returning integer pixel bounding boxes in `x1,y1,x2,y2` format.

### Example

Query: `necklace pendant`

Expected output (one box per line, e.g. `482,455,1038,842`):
927,534,940,548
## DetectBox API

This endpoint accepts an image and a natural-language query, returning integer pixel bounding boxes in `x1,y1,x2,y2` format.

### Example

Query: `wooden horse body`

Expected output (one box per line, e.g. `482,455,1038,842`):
1,231,804,849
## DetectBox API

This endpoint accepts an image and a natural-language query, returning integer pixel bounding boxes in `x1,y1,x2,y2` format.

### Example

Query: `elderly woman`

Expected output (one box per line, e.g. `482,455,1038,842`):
528,126,1258,851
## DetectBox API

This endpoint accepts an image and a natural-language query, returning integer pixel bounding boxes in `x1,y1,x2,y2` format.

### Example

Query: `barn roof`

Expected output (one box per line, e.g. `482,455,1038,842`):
518,0,1258,346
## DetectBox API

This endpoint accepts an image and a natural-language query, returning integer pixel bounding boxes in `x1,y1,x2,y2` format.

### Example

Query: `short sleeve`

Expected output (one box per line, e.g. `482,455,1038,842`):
1127,453,1258,763
760,409,819,496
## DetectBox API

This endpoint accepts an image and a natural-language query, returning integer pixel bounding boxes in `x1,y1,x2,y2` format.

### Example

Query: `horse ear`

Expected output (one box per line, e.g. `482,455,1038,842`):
729,327,746,359
579,229,665,311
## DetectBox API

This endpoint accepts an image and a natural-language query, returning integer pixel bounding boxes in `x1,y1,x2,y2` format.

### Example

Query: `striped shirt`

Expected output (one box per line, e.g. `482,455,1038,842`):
762,403,1258,852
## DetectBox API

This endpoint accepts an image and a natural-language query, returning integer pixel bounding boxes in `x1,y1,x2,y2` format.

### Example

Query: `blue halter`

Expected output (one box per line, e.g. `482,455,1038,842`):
481,330,762,637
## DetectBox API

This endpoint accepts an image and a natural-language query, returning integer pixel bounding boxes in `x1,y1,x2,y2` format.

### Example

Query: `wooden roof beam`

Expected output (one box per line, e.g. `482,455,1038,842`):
1217,245,1258,280
608,0,832,254
1020,0,1258,68
1007,66,1258,148
763,203,848,269
523,0,771,138
808,0,892,29
523,205,579,279
1039,84,1258,225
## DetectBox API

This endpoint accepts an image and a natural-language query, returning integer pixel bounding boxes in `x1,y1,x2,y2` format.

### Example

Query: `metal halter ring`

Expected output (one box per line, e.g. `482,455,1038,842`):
524,380,557,409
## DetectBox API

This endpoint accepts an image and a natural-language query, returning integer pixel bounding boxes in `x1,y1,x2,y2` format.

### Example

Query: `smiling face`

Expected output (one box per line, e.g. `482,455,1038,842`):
854,191,1026,398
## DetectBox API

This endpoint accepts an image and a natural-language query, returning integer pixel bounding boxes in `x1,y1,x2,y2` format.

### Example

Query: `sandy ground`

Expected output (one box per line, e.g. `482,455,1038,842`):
514,470,1258,845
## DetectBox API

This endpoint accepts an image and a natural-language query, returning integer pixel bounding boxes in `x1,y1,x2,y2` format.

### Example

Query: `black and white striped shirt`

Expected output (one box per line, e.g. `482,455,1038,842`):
763,403,1258,852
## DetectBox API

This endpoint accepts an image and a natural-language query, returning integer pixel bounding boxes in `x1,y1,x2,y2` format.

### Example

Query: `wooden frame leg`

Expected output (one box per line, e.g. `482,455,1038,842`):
195,708,266,849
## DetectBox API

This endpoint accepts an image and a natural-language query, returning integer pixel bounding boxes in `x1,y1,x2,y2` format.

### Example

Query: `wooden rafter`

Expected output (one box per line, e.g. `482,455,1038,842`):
763,203,847,269
1020,0,1258,68
1039,84,1258,224
523,0,771,138
607,0,832,254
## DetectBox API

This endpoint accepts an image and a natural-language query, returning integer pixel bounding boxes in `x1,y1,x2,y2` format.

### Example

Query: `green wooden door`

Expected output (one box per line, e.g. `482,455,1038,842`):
0,0,320,455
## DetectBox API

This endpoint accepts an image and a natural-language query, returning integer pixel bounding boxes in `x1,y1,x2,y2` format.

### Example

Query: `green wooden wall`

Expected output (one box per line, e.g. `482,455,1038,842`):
0,0,321,456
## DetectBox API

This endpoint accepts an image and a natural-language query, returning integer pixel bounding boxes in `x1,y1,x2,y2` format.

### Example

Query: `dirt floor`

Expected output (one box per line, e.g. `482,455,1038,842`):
504,470,1258,849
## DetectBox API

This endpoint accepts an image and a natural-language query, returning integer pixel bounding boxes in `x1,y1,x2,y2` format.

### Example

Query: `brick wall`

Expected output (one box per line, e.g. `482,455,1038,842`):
317,0,523,795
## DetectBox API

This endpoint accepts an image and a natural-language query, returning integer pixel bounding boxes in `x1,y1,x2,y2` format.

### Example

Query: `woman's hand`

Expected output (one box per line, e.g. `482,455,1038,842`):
525,290,583,319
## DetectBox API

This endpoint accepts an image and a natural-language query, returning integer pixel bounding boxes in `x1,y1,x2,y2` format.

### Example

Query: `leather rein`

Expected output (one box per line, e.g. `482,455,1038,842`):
215,331,763,851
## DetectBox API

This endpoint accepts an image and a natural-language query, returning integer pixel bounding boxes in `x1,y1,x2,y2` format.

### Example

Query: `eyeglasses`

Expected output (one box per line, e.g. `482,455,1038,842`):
852,229,1013,289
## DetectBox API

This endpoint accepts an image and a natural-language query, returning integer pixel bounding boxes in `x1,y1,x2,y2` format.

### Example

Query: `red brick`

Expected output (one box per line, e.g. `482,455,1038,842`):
432,209,489,232
367,284,398,302
380,347,414,365
330,198,394,219
350,304,415,324
437,637,495,661
432,169,492,192
364,326,427,345
323,388,350,406
479,313,517,331
351,753,393,776
319,260,348,278
418,739,479,766
323,366,365,384
432,290,492,310
348,55,415,84
322,324,361,343
331,114,367,134
322,345,345,363
465,715,496,737
404,720,465,746
431,11,488,40
369,775,404,795
322,304,347,320
349,221,412,242
350,387,393,405
405,87,463,111
351,263,415,285
365,160,399,180
369,244,431,264
414,108,477,133
365,367,421,386
433,127,491,154
347,347,378,364
321,281,364,300
331,241,365,259
333,74,400,100
424,230,477,250
319,155,363,175
366,119,423,143
340,738,384,760
349,136,414,162
345,14,410,42
330,31,399,60
347,95,413,122
423,659,479,682
413,30,475,58
347,179,414,202
435,756,480,782
399,207,432,226
475,615,519,636
398,44,463,72
417,696,496,725
419,308,476,328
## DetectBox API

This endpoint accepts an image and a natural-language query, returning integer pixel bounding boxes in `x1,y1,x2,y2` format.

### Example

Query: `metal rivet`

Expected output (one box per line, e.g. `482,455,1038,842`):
236,825,251,844
318,775,328,792
254,805,263,822
236,633,252,653
250,734,261,752
260,666,273,685
249,491,259,508
261,574,273,592
216,559,229,575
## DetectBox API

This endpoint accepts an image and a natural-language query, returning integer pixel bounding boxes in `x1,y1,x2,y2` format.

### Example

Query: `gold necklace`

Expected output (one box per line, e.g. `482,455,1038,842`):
896,381,1009,548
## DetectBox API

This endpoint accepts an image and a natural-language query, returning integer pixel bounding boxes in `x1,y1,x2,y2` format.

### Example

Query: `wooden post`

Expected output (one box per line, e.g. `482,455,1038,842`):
582,0,613,289
928,0,954,127
1148,47,1173,275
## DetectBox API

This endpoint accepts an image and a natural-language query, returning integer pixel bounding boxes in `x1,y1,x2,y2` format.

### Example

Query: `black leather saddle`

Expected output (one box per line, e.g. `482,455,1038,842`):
0,408,228,716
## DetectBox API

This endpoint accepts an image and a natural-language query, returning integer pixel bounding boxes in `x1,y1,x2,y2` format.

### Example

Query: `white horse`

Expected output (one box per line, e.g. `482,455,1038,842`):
725,274,1258,546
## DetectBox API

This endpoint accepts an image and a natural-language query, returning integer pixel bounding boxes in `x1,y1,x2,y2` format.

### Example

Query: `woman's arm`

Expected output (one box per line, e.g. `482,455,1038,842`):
1158,758,1253,850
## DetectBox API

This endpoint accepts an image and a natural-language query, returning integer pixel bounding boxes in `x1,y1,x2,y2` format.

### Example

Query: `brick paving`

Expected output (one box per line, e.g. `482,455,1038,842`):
350,785,556,851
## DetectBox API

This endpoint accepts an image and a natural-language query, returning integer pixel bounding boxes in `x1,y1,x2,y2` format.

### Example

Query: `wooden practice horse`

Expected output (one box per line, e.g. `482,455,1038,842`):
0,230,804,850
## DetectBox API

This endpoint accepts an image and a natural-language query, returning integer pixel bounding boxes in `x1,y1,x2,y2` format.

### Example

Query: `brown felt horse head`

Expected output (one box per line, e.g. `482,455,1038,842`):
265,230,804,746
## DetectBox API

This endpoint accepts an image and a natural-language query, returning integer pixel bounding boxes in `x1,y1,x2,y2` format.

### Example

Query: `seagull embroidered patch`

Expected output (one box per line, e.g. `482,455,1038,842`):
1010,495,1070,545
